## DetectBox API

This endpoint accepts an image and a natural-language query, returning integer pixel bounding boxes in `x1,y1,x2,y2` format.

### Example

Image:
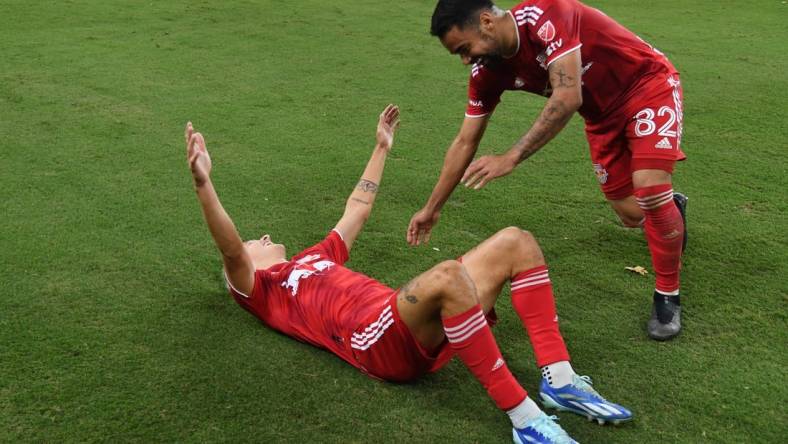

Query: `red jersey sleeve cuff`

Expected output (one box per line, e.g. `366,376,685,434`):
224,270,254,299
546,43,582,67
464,112,490,118
330,229,350,263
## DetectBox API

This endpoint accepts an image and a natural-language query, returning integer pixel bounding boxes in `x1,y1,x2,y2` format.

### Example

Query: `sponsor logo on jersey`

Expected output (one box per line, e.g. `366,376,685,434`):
514,5,543,26
469,99,484,108
471,63,482,78
536,53,547,69
536,39,564,69
537,20,556,42
545,39,563,57
282,254,335,296
593,163,609,184
655,137,673,149
514,77,525,88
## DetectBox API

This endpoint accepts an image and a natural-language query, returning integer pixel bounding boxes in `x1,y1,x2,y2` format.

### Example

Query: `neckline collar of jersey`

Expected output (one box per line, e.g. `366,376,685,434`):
504,10,521,59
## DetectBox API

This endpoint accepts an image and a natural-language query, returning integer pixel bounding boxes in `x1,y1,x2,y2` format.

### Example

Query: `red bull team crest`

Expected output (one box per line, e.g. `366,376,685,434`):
593,163,609,184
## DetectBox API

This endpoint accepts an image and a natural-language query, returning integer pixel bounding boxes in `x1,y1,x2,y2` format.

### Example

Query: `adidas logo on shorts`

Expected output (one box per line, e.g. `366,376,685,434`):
655,137,673,149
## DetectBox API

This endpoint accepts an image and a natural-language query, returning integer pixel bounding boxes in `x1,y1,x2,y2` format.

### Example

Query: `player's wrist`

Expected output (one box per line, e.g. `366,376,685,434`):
505,148,523,165
193,176,212,190
374,142,390,152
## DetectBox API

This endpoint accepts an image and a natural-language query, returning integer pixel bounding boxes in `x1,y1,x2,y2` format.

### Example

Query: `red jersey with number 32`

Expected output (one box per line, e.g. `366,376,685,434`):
225,230,395,368
466,0,676,122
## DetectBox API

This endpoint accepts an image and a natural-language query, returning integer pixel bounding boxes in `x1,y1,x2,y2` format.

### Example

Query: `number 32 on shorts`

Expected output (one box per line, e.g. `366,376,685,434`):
634,106,681,140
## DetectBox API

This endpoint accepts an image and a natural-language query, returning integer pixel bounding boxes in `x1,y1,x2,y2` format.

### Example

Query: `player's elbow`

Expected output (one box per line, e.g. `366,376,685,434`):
451,135,479,156
553,89,582,112
345,200,372,222
567,89,583,110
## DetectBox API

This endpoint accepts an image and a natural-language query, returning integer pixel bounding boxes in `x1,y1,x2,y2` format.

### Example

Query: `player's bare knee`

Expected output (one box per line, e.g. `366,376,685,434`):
498,227,544,265
431,260,477,307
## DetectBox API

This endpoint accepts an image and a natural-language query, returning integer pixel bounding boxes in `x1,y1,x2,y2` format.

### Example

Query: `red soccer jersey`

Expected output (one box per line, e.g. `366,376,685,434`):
466,0,676,122
225,230,396,369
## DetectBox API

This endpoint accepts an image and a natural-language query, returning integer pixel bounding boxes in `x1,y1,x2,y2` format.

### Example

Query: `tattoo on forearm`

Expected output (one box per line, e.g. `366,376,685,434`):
356,179,379,193
516,99,573,162
351,197,370,205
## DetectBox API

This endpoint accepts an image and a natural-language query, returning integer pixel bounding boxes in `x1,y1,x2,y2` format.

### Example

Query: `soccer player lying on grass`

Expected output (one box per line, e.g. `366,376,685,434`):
185,105,631,444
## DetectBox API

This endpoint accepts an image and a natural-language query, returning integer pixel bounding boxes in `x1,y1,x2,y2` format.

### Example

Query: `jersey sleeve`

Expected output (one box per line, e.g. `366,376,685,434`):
299,230,350,265
524,0,582,67
224,268,263,303
466,64,506,117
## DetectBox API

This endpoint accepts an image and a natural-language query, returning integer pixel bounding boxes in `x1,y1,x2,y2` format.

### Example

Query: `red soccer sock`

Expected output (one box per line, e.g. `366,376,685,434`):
511,266,570,368
635,184,683,294
443,304,527,411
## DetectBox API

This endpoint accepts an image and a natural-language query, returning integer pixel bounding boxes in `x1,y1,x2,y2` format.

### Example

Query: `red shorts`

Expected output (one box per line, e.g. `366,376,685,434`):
350,292,497,382
585,71,687,200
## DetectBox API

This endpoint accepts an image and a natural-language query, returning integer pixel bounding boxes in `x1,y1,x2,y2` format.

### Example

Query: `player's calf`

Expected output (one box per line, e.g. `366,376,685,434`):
634,183,684,340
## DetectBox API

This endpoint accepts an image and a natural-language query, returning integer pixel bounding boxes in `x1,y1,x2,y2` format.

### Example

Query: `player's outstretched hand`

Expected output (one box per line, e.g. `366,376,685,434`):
461,152,518,190
407,207,441,246
376,104,400,152
184,122,212,187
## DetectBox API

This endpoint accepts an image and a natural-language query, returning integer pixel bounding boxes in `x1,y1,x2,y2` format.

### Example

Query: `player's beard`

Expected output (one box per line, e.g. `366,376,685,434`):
475,35,504,68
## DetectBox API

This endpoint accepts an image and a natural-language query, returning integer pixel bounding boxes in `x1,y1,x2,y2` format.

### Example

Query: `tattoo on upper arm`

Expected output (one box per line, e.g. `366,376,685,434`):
356,179,379,193
405,295,418,304
550,65,577,89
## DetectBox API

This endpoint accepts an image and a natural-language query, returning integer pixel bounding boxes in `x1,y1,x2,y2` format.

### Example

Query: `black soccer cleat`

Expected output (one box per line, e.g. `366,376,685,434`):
673,192,688,253
648,292,681,341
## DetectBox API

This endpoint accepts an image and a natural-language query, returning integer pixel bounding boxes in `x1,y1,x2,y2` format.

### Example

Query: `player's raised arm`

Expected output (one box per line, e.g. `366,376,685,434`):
461,49,583,190
407,114,489,246
334,105,400,252
185,123,254,295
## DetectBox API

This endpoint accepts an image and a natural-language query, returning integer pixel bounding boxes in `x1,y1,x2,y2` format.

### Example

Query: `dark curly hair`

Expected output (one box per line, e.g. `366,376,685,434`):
430,0,495,38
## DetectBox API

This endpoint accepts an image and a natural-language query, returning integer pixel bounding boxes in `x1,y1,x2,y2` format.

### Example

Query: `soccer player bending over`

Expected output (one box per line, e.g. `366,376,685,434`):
185,105,631,444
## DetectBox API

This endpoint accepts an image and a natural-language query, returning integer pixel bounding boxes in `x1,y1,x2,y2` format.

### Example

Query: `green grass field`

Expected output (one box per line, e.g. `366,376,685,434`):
2,0,786,442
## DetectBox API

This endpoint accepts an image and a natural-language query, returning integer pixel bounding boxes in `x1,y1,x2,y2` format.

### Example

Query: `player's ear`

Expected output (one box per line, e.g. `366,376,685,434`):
479,10,496,33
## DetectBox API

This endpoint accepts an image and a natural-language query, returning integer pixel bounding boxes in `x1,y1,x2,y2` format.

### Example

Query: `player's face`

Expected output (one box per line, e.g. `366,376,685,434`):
441,24,503,67
245,234,287,270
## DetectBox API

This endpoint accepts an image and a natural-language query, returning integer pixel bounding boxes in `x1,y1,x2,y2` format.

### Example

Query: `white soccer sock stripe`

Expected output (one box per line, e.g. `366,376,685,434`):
511,278,551,291
637,194,674,210
511,271,549,287
635,189,673,204
636,189,674,209
443,310,485,334
445,316,488,344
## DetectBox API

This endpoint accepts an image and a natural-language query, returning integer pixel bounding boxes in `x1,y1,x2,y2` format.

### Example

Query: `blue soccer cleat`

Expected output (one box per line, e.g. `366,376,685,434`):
512,413,578,444
539,375,633,425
